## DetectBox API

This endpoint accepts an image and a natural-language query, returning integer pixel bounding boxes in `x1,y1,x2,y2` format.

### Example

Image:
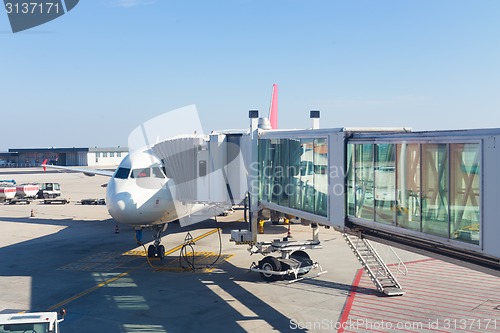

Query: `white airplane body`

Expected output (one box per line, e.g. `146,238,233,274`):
42,84,279,258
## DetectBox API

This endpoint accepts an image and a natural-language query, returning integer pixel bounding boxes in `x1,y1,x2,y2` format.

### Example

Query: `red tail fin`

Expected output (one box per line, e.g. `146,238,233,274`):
41,159,48,172
268,84,278,129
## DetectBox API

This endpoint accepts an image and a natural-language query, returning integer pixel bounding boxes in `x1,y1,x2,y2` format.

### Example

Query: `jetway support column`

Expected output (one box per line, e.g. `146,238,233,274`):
248,110,259,243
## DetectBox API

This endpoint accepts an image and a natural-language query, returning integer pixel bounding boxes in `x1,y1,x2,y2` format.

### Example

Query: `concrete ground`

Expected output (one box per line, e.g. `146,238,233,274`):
0,169,498,333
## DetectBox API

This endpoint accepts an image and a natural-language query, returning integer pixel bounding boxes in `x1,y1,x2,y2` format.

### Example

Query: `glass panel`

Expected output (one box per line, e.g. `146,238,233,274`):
131,168,150,178
300,138,315,213
347,144,356,216
0,322,49,333
278,139,290,207
152,166,165,178
355,144,374,219
396,144,421,231
314,138,328,217
270,139,282,205
422,144,449,238
115,167,130,179
289,139,302,210
450,143,480,244
374,144,396,225
258,139,271,202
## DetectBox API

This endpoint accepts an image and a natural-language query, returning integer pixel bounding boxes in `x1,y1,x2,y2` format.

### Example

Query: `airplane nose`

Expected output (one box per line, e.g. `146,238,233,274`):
116,199,126,211
107,193,137,224
106,179,169,225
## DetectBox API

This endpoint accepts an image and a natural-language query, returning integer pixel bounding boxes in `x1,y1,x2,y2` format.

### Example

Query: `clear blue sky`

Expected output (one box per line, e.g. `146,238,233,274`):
1,0,499,150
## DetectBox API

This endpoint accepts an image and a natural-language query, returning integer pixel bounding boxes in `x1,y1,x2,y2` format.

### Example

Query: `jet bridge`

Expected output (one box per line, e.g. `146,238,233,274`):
151,113,500,288
256,125,500,279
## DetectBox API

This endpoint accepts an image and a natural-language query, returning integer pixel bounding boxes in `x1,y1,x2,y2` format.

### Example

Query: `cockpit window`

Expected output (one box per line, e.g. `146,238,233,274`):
152,166,165,178
131,168,150,178
115,167,130,179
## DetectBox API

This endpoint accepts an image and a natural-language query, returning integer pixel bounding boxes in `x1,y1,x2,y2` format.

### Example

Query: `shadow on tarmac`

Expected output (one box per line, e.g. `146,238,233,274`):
0,216,319,332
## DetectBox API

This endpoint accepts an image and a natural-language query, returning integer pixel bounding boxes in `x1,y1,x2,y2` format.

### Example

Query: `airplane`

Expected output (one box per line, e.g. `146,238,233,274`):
42,85,279,259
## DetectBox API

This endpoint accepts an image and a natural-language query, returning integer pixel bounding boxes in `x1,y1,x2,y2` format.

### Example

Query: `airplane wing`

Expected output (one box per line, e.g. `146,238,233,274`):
41,160,115,177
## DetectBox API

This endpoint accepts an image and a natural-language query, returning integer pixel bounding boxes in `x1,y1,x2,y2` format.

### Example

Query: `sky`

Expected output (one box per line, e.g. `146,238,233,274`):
1,0,499,150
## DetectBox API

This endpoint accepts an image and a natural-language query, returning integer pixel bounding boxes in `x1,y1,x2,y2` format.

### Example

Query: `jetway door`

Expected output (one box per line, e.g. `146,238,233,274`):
226,134,249,204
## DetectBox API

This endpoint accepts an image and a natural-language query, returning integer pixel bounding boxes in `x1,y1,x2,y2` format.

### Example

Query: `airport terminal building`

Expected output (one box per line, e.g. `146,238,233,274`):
0,147,128,167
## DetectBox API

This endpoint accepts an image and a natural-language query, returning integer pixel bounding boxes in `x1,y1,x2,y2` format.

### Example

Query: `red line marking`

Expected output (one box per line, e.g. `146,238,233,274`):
351,297,498,323
393,276,500,305
338,268,363,333
390,257,437,266
405,268,500,286
347,310,447,333
406,261,498,277
350,300,442,323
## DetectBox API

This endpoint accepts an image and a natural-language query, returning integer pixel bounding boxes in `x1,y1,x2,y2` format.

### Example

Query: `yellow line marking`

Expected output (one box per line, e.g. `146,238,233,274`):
47,270,136,311
123,228,220,257
46,228,219,311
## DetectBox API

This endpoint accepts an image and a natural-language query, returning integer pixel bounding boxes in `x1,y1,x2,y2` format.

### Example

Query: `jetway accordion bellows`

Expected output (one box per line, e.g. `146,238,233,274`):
152,136,209,203
151,134,245,205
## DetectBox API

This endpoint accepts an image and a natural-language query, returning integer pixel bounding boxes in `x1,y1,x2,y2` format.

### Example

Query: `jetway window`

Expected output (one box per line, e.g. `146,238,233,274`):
258,136,329,217
258,139,272,202
374,144,396,225
314,138,328,217
278,139,290,207
288,139,301,210
450,143,480,244
422,144,449,238
396,144,421,232
348,141,481,245
199,160,207,177
354,144,375,220
300,138,315,213
265,138,292,207
347,145,356,216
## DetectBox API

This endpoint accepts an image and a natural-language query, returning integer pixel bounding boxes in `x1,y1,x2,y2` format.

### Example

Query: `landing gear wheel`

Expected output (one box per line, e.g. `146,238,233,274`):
258,256,282,282
157,245,165,260
290,250,313,276
147,245,156,258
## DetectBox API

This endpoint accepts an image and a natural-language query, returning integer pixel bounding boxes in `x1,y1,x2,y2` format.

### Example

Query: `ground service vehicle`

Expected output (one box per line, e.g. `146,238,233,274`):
0,310,65,333
37,183,61,199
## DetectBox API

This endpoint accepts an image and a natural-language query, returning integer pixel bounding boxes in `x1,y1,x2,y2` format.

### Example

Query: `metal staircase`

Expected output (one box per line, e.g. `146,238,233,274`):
343,233,405,296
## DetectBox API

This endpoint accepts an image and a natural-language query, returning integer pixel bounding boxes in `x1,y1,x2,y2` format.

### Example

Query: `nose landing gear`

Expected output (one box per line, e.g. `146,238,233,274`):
146,224,167,260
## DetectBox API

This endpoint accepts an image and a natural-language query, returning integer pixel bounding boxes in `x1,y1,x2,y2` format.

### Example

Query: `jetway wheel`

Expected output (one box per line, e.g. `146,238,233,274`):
259,256,282,282
290,250,313,276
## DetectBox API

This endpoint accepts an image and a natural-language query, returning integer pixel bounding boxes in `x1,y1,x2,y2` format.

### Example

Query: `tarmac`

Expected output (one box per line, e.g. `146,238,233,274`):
0,169,499,332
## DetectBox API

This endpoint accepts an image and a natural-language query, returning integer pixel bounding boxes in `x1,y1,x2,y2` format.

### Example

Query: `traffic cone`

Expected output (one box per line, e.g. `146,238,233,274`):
258,220,265,234
30,209,34,217
115,224,120,234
